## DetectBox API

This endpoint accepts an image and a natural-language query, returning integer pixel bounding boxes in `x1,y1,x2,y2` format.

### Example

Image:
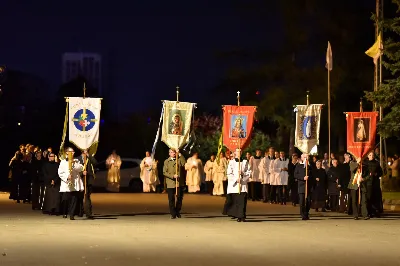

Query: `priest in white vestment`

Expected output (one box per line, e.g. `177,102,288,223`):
185,152,203,193
204,154,215,195
106,150,122,192
222,149,251,222
58,147,84,220
212,153,227,196
140,151,160,192
273,151,289,205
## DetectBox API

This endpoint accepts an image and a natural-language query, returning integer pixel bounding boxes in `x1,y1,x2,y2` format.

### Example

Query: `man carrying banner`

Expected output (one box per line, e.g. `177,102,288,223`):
156,93,196,218
78,149,97,219
294,153,313,220
361,151,383,219
294,102,323,219
163,149,186,219
223,148,252,222
347,157,365,220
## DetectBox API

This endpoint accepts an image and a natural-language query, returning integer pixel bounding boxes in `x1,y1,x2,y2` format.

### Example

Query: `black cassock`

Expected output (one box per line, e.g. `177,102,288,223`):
42,161,61,214
9,160,24,201
31,159,44,210
312,168,327,209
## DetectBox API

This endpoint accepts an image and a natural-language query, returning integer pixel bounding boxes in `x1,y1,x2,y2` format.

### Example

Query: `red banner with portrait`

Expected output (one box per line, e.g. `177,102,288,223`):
346,112,378,160
222,105,257,152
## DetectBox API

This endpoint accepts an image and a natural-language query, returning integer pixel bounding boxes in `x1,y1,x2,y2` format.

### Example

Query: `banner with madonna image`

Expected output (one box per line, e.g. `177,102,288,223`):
294,104,323,154
345,112,378,160
222,105,257,152
161,100,196,150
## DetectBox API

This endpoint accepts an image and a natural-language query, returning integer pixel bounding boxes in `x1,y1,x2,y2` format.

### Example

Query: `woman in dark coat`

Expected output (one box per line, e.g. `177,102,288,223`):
327,159,340,212
42,153,61,215
312,160,327,212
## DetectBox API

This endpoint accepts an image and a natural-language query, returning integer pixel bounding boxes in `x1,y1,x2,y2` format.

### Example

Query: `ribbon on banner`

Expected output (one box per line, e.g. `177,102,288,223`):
151,103,165,159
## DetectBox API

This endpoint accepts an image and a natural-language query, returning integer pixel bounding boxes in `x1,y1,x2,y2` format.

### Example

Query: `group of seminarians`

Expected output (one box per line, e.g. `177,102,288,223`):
28,147,97,220
164,148,383,222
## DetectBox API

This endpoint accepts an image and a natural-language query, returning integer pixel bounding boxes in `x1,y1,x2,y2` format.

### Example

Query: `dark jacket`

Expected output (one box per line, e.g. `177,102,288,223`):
327,166,340,195
312,168,327,201
339,162,351,193
163,155,186,188
347,161,360,190
42,161,61,187
294,163,313,194
78,155,98,185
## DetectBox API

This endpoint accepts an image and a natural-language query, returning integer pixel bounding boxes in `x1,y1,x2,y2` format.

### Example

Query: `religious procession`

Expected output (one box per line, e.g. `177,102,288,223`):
6,37,398,223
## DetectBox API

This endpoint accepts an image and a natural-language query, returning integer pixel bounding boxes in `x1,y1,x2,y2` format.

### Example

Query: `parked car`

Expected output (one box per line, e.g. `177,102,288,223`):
93,158,143,192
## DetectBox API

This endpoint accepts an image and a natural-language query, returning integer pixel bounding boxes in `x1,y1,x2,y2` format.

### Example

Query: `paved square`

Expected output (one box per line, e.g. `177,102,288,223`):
0,193,399,266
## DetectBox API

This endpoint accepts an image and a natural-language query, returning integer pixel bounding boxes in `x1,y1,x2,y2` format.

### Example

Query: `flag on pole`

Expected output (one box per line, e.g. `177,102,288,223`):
161,100,196,150
294,104,324,154
325,41,333,71
68,97,101,151
365,33,383,65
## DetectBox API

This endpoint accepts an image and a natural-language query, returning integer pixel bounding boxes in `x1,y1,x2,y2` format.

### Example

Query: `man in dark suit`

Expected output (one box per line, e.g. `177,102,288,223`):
294,153,313,220
78,149,97,219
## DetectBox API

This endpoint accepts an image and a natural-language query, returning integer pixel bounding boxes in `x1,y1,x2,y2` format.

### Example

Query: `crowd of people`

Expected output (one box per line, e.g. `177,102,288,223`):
7,143,399,222
8,144,97,220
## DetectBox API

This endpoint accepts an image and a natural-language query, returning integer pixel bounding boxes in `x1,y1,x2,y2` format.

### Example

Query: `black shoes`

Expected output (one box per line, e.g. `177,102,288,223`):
70,216,75,220
86,216,94,220
63,215,67,219
170,215,176,219
237,218,245,222
176,213,181,218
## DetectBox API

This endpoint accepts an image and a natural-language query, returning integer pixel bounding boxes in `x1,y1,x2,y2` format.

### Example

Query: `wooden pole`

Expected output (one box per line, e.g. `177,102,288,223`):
237,91,241,194
305,91,309,199
83,82,87,205
359,98,363,205
378,0,384,189
328,65,331,166
175,86,179,197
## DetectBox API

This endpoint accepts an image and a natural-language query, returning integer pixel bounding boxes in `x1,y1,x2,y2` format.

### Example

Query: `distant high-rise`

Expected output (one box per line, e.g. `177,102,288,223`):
62,52,102,95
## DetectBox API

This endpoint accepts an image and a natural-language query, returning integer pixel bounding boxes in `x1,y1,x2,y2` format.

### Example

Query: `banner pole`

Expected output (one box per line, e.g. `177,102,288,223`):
175,86,180,197
237,91,242,194
305,91,309,199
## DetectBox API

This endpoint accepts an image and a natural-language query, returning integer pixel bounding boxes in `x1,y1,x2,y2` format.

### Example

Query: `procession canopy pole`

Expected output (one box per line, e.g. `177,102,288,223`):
237,91,242,194
175,86,179,196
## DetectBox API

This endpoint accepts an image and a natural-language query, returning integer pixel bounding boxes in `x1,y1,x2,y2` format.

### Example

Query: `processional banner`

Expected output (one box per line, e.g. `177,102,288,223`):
346,112,378,160
68,97,102,150
222,105,257,152
161,100,195,150
294,104,323,154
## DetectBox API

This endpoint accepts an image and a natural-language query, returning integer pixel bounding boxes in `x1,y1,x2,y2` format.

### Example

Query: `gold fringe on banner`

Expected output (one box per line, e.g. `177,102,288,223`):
58,100,69,160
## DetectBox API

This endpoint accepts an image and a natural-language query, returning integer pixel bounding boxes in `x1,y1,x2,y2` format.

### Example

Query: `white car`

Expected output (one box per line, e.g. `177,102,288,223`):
93,158,143,192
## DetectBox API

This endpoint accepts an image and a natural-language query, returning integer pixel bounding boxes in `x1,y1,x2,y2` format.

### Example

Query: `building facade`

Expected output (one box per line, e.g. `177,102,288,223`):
62,53,102,95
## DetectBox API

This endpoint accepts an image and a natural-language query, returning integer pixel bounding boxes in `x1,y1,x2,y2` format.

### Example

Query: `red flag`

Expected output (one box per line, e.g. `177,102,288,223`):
222,105,257,152
346,112,378,160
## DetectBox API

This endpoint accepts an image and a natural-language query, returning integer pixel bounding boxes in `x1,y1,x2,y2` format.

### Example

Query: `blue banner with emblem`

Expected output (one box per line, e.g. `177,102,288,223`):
68,97,102,150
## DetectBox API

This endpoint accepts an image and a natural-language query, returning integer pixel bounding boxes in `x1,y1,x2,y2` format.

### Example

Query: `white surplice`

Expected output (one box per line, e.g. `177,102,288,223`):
259,156,275,185
249,156,262,182
58,159,84,192
273,158,289,186
226,159,252,194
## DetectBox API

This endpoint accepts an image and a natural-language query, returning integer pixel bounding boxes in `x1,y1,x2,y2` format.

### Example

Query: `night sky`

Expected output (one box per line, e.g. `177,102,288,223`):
1,0,281,115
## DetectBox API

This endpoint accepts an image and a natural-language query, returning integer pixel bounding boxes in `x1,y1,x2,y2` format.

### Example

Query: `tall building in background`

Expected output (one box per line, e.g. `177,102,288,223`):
62,52,102,95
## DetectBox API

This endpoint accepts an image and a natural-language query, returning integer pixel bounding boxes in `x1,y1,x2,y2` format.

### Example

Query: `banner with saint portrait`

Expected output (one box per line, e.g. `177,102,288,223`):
161,100,196,150
222,105,257,152
294,104,323,154
346,112,378,159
